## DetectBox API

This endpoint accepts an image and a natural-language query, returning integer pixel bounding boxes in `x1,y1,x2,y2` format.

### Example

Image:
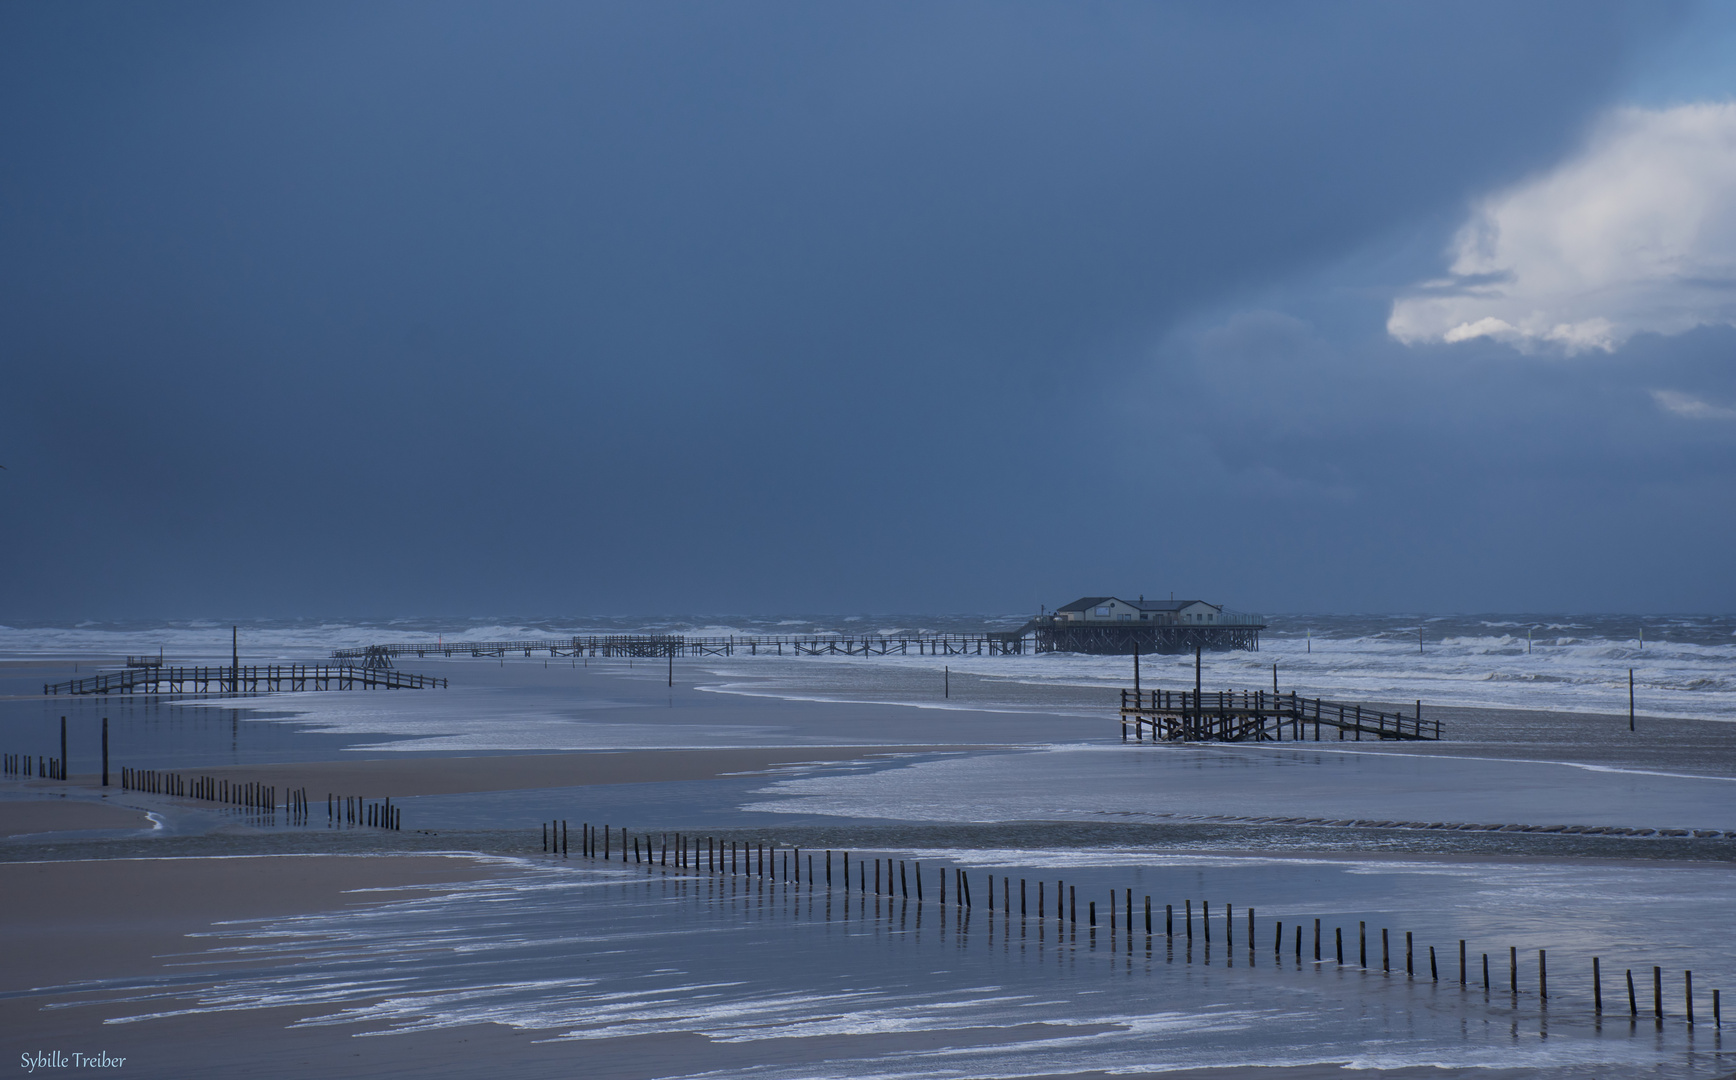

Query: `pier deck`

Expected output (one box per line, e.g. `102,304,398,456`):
1119,688,1439,742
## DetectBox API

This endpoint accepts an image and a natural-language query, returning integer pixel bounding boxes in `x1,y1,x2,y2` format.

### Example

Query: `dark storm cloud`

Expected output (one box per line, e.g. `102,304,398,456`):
0,1,1700,618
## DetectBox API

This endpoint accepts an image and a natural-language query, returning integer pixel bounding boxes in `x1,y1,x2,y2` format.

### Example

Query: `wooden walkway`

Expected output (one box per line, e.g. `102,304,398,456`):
1120,688,1439,742
333,633,1027,664
45,664,447,696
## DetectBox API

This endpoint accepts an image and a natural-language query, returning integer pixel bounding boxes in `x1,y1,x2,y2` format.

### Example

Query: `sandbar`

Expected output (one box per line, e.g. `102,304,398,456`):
169,744,978,797
0,798,153,837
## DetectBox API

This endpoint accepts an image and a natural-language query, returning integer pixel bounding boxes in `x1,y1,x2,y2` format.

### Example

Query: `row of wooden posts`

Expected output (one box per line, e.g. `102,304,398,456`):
121,766,299,815
539,822,1722,1029
8,717,110,785
4,752,64,779
94,762,398,831
334,794,400,830
6,716,80,782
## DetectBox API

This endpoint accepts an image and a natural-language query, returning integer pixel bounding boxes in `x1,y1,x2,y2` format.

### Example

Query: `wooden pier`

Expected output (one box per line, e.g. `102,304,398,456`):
1120,688,1439,742
333,633,1028,665
45,664,447,696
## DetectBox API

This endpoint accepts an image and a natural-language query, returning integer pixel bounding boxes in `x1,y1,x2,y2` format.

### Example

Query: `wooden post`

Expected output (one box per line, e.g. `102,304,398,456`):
1359,921,1365,967
1405,931,1412,975
1686,970,1694,1024
1628,969,1638,1017
101,718,108,787
1629,669,1636,732
1335,926,1343,965
1429,945,1437,981
1593,957,1602,1013
1510,946,1518,994
1382,928,1389,971
1460,940,1466,985
1540,949,1547,1000
1655,966,1663,1020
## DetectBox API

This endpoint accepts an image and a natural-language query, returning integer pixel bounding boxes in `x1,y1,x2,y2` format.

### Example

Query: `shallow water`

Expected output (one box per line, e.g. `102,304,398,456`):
31,855,1734,1078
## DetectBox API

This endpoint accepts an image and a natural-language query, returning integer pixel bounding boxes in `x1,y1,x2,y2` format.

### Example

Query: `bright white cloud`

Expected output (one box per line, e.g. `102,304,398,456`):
1650,388,1736,420
1389,103,1736,354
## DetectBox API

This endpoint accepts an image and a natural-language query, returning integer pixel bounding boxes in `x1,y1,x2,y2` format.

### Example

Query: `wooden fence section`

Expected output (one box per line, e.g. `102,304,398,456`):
332,633,1027,664
1120,688,1440,742
45,664,447,696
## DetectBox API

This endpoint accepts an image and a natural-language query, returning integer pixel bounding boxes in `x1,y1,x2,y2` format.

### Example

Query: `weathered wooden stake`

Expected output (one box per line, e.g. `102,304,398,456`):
1593,957,1602,1013
1628,969,1638,1017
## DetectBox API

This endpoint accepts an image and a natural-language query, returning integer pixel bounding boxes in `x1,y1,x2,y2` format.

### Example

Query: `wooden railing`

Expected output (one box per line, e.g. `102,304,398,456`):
1119,688,1439,741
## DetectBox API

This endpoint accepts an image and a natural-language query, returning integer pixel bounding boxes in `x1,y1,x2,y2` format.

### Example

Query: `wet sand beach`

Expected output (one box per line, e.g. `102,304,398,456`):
3,650,1734,1079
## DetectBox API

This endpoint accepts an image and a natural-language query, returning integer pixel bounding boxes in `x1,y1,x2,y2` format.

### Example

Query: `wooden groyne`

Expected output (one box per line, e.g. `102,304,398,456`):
1120,688,1440,742
45,664,447,696
548,822,1723,1031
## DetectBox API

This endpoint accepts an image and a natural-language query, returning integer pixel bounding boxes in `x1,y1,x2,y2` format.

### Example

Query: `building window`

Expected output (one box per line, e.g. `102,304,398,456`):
1095,607,1109,617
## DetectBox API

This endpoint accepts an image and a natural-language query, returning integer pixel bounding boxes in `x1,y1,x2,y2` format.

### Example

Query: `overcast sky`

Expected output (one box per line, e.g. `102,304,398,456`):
4,1,1735,620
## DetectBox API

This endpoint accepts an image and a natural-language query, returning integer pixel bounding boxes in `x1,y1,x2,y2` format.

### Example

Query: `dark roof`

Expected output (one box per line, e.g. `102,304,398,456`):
1054,597,1116,612
1055,596,1222,613
1133,599,1219,612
